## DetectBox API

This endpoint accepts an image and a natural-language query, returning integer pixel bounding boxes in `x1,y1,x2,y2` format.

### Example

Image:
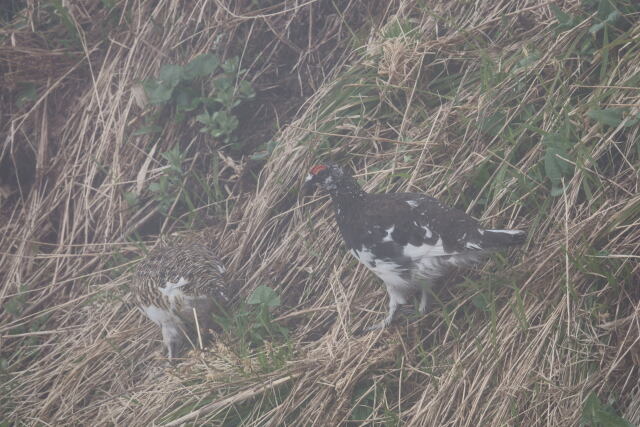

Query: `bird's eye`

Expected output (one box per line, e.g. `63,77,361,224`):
310,165,328,175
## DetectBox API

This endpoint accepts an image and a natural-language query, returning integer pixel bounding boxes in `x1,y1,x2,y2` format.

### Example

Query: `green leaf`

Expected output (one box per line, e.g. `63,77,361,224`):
250,140,279,161
4,295,25,316
249,150,270,161
158,64,183,88
221,57,239,74
247,285,281,308
213,110,237,127
596,0,616,21
214,76,234,94
131,124,162,136
589,10,621,34
238,80,255,98
478,112,506,137
517,51,541,68
587,108,624,127
16,83,37,107
160,147,185,173
183,54,220,79
215,89,235,108
550,4,571,25
195,112,212,125
471,293,491,312
143,80,175,105
174,86,201,111
589,21,605,34
543,133,574,197
123,191,138,206
581,392,633,427
625,113,640,128
200,97,223,108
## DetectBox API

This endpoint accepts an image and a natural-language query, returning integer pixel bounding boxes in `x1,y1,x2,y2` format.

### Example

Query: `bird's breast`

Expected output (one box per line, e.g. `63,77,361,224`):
142,304,178,326
350,247,411,288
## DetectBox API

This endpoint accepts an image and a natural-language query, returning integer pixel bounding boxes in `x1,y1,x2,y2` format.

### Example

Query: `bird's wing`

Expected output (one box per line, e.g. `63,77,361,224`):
361,193,486,258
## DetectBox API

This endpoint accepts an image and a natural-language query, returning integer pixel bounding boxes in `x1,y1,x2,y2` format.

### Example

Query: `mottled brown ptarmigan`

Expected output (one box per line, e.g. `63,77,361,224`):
132,241,230,359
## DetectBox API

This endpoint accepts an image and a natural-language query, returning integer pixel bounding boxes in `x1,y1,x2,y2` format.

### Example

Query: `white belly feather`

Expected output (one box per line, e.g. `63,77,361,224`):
350,248,414,304
141,277,199,326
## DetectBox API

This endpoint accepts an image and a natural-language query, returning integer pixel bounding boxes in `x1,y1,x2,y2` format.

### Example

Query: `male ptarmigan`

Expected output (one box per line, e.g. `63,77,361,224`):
132,241,230,359
304,164,526,331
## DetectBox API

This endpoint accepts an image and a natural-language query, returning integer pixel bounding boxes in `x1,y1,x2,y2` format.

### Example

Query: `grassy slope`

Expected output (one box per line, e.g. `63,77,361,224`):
1,0,639,425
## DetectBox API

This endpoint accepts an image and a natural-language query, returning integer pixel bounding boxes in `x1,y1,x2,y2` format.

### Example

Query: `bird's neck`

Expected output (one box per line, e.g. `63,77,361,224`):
328,176,366,212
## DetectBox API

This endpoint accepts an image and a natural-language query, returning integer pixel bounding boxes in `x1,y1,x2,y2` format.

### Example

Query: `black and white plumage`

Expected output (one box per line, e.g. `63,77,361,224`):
132,241,230,359
304,164,526,331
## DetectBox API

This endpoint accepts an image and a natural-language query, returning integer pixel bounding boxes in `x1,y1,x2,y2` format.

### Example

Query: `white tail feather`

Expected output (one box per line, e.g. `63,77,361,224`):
486,229,525,235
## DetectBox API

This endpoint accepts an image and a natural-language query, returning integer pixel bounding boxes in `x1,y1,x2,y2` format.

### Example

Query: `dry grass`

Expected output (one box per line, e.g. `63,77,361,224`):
1,0,639,425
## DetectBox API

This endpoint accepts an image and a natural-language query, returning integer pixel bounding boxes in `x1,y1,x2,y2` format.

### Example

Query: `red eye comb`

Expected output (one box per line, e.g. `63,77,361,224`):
310,164,328,175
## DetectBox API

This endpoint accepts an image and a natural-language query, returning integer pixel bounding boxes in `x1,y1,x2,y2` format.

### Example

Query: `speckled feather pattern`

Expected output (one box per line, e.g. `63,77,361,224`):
133,243,228,311
306,164,526,330
132,242,230,358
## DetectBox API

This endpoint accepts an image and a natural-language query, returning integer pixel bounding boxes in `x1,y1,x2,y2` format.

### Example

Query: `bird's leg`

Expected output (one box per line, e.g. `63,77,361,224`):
161,323,184,361
418,284,430,315
365,294,400,331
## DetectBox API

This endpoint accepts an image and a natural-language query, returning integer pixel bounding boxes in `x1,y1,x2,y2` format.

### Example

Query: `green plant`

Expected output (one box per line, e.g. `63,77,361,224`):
42,1,82,48
15,83,37,107
348,380,399,425
218,285,290,370
2,285,50,367
127,140,231,229
147,146,192,215
134,55,255,229
249,139,279,161
142,54,255,147
542,129,575,197
580,392,632,427
587,108,640,128
243,285,288,343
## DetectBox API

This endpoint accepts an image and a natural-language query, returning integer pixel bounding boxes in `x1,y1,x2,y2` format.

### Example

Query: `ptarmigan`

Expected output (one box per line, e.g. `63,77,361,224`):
304,164,526,331
132,241,230,359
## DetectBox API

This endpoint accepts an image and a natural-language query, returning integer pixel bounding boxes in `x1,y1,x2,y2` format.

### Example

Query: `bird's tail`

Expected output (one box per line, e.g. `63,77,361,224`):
481,229,526,248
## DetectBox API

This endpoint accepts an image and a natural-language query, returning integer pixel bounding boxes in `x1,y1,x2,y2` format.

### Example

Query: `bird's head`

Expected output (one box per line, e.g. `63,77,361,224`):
303,164,344,194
